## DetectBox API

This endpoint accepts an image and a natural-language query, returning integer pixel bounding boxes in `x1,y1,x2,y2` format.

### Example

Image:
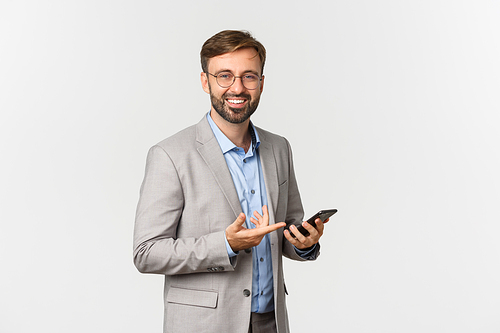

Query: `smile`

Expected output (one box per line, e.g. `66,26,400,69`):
226,99,246,104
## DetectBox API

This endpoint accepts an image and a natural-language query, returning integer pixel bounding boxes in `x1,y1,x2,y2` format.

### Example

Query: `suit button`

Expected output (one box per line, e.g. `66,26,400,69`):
243,289,251,297
245,248,251,254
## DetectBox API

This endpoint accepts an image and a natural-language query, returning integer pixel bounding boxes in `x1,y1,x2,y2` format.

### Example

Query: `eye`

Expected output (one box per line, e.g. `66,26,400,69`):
217,72,233,80
244,74,258,81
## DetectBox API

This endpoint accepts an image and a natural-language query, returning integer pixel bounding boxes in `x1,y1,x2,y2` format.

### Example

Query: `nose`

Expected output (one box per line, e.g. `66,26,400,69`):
229,76,246,94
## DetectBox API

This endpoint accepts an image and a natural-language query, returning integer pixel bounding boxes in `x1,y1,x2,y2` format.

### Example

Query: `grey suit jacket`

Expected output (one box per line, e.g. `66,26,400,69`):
133,115,319,333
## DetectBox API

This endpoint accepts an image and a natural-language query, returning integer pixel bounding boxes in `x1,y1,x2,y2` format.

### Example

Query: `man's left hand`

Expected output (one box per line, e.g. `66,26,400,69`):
283,218,329,250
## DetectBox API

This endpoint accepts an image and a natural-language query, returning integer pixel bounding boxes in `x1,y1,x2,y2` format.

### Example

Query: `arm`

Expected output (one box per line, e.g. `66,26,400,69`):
281,138,321,261
133,145,233,275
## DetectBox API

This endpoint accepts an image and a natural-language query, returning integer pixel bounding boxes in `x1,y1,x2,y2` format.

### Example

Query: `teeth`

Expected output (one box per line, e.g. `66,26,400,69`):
227,99,245,104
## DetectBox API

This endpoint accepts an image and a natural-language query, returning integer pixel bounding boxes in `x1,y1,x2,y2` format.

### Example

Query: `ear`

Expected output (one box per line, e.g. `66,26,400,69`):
201,72,210,94
259,75,265,93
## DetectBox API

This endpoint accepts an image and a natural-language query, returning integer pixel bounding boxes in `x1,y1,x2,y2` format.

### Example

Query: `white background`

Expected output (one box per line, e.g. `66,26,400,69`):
1,1,499,332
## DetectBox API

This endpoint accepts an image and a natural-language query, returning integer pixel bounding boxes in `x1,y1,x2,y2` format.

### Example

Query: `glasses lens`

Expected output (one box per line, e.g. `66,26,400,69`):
242,74,259,90
216,72,234,88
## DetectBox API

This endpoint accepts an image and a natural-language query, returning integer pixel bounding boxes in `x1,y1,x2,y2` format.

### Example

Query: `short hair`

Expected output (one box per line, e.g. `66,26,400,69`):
200,30,266,75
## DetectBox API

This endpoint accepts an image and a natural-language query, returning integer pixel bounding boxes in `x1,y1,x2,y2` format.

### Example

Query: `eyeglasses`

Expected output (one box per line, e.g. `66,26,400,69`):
207,71,262,90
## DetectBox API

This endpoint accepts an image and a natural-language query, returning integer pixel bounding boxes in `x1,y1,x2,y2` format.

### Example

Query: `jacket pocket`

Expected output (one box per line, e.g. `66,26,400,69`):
166,287,218,308
278,179,288,187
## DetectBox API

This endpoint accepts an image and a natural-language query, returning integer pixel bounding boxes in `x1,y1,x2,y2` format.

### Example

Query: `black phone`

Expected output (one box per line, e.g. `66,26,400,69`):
286,209,338,238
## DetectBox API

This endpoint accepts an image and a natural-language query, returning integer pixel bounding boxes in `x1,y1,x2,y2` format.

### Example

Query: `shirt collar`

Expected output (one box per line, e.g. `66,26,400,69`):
206,112,261,154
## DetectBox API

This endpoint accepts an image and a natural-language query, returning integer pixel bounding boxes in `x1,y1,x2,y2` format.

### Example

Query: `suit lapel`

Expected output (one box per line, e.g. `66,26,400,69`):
257,130,281,270
196,116,241,219
195,116,280,225
257,132,279,225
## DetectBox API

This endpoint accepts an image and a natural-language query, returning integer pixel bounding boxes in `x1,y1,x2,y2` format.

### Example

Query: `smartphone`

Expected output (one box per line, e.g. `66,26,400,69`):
286,209,338,238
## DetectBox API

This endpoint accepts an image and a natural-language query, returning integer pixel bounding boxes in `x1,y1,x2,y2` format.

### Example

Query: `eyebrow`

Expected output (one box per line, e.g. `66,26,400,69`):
216,69,261,76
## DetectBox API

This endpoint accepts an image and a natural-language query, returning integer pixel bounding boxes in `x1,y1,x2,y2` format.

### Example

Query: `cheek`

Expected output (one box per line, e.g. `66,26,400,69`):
210,85,227,99
250,92,261,102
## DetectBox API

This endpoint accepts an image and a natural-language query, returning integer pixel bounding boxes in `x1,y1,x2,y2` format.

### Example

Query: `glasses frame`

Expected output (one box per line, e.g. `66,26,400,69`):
207,71,263,90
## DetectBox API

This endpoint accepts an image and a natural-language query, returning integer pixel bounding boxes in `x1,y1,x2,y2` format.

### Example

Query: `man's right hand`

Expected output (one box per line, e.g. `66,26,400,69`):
226,205,286,252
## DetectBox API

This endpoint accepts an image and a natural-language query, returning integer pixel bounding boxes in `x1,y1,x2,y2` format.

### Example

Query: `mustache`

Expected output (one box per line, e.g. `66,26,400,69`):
222,93,251,100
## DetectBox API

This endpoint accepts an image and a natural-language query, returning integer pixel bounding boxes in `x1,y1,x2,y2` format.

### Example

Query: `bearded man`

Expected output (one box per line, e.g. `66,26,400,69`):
134,30,327,333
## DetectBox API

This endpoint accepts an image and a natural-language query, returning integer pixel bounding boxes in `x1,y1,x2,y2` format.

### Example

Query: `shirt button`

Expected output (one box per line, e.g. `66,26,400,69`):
243,159,247,163
243,289,251,297
260,257,264,262
251,190,255,194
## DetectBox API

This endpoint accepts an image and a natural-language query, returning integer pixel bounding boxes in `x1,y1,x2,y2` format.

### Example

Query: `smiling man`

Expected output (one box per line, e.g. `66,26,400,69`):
134,30,327,333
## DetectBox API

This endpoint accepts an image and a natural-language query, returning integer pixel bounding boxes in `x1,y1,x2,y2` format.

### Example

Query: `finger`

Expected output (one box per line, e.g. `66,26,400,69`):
231,213,246,227
284,228,311,248
285,229,313,250
261,206,269,226
253,207,270,227
314,218,325,235
253,210,263,221
250,216,258,226
283,229,298,245
252,222,285,236
251,212,264,228
302,221,319,237
289,224,308,244
262,205,269,217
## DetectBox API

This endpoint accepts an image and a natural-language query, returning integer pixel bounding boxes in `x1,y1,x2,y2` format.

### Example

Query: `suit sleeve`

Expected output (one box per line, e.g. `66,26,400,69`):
133,145,233,275
281,138,321,261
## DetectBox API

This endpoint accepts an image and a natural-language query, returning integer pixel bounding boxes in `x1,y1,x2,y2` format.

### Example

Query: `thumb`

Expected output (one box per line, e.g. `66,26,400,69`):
232,213,246,227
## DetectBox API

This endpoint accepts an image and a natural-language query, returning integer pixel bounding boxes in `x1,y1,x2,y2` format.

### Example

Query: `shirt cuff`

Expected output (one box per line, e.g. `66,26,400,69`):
224,231,239,258
294,244,317,259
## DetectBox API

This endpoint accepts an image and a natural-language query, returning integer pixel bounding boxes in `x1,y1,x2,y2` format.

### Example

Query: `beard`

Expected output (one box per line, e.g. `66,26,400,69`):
208,83,261,124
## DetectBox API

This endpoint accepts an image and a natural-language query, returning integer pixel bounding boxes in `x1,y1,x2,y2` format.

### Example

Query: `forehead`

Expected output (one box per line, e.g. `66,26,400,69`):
207,48,261,74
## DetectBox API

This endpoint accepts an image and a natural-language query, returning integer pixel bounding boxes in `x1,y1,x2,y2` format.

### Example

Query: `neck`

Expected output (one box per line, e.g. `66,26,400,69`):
210,109,252,152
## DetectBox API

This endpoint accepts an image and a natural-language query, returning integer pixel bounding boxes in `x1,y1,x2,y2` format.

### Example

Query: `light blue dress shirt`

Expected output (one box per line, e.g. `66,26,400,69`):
207,112,316,313
207,113,273,313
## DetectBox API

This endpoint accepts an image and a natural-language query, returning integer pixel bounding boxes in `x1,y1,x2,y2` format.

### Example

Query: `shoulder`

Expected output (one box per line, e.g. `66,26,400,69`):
155,123,198,152
255,126,292,150
153,116,213,153
141,125,198,170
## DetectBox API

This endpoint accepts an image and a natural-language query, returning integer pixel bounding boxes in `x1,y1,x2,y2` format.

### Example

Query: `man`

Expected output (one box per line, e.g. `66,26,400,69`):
134,30,327,333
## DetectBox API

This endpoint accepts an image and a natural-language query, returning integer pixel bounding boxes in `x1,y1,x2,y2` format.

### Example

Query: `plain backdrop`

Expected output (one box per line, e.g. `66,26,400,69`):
1,1,499,332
